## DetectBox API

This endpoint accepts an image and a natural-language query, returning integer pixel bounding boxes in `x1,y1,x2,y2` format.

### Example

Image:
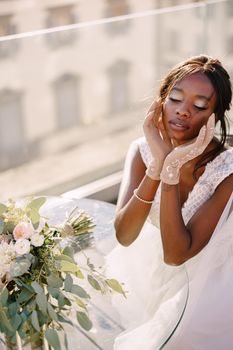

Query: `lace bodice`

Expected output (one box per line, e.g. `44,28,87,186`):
138,137,233,227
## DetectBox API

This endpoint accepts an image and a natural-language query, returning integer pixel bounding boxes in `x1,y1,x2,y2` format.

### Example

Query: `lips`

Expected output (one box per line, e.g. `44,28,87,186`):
169,120,189,131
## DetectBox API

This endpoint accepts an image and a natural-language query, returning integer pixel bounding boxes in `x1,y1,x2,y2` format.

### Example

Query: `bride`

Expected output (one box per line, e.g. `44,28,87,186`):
106,55,233,349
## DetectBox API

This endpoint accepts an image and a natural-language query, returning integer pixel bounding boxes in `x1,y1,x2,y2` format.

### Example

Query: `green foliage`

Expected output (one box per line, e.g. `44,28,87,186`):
77,311,92,331
87,275,102,291
106,279,127,298
26,197,47,228
0,197,125,347
31,311,40,332
45,329,61,350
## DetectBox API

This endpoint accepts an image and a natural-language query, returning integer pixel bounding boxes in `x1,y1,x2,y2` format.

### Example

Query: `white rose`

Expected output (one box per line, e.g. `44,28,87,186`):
14,239,31,255
13,222,34,240
31,234,44,247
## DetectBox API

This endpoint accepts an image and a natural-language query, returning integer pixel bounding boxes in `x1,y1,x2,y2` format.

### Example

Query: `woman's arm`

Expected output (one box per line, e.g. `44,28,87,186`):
115,98,174,246
114,140,160,246
160,174,233,265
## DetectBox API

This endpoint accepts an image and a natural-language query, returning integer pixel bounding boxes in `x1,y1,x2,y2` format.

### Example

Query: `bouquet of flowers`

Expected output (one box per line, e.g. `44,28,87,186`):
0,197,125,350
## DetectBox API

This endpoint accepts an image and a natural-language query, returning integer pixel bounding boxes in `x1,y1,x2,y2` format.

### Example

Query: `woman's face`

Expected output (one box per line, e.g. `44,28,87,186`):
162,72,217,145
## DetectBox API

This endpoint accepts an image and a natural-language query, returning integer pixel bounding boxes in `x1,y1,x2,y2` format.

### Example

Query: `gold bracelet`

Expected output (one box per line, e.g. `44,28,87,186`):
133,188,154,204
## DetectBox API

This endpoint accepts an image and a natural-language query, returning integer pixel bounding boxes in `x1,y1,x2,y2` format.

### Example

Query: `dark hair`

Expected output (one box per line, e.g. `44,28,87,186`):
159,54,232,178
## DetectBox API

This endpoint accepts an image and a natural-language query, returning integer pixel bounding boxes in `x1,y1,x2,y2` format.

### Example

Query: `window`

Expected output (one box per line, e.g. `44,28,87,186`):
0,90,26,169
105,0,130,35
53,74,81,129
0,15,18,59
108,60,130,113
45,5,77,48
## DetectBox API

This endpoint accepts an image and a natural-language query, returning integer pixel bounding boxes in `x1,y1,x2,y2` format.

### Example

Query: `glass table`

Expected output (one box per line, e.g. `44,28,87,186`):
40,196,189,350
39,196,123,350
0,196,188,350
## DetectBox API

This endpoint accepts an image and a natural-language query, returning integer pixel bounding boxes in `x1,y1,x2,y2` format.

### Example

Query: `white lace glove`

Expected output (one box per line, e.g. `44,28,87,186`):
143,99,172,180
160,114,215,185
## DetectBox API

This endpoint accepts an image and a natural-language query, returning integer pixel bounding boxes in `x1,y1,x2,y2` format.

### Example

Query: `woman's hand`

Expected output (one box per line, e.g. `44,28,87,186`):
160,114,215,185
143,99,172,180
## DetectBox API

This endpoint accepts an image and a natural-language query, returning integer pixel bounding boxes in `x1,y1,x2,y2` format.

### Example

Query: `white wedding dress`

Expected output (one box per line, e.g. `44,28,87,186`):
105,137,233,350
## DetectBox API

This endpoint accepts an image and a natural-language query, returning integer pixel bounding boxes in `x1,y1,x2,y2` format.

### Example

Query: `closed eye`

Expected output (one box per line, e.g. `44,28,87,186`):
169,97,181,102
194,105,207,111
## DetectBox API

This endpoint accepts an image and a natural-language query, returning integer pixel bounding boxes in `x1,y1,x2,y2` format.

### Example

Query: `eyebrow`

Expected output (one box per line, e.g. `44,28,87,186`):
171,87,214,101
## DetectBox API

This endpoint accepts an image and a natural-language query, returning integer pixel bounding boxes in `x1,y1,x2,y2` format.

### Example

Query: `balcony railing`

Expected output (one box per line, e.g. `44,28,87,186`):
0,0,232,202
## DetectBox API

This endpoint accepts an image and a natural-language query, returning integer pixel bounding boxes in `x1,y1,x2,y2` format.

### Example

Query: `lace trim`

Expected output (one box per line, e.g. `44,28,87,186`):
138,140,233,227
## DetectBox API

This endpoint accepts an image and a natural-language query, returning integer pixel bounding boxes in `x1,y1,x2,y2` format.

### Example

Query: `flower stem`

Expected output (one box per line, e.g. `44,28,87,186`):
16,332,22,350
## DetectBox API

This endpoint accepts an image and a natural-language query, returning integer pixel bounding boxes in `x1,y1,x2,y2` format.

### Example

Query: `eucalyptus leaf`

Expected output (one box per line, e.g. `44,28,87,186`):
71,285,90,299
47,287,60,300
11,313,22,330
45,329,61,350
75,297,87,310
31,310,40,332
29,211,40,228
0,307,14,333
47,303,58,322
36,310,49,326
47,274,63,288
59,261,84,279
0,286,9,306
8,302,17,316
64,274,73,292
17,288,34,304
76,311,92,331
14,279,34,293
26,197,46,227
87,275,102,291
36,294,47,315
57,294,66,308
106,279,126,297
55,254,75,263
26,197,47,211
31,281,44,295
10,258,31,277
0,203,7,216
57,293,72,308
2,221,15,234
62,246,74,258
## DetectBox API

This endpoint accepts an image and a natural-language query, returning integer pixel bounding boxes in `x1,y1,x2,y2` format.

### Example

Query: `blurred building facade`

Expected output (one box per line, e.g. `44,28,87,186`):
0,0,157,170
0,0,232,200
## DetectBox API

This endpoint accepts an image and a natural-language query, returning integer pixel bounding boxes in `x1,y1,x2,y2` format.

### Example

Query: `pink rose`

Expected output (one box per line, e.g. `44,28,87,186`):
13,222,34,241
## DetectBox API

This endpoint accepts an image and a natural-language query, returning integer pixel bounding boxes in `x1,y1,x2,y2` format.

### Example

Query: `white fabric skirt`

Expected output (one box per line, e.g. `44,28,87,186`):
105,194,233,350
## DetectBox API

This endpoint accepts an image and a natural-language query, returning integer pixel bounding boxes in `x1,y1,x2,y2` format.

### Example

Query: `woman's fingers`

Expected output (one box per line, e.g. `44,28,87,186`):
158,117,172,148
145,98,162,125
147,97,162,114
153,99,163,126
189,124,206,151
192,113,215,152
147,99,158,114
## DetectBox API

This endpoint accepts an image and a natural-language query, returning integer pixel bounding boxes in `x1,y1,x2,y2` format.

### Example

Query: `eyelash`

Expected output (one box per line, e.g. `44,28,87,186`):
169,97,207,111
195,105,207,111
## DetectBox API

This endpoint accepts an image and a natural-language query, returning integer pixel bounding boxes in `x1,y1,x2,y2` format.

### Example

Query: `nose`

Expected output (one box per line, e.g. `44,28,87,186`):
176,104,191,119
